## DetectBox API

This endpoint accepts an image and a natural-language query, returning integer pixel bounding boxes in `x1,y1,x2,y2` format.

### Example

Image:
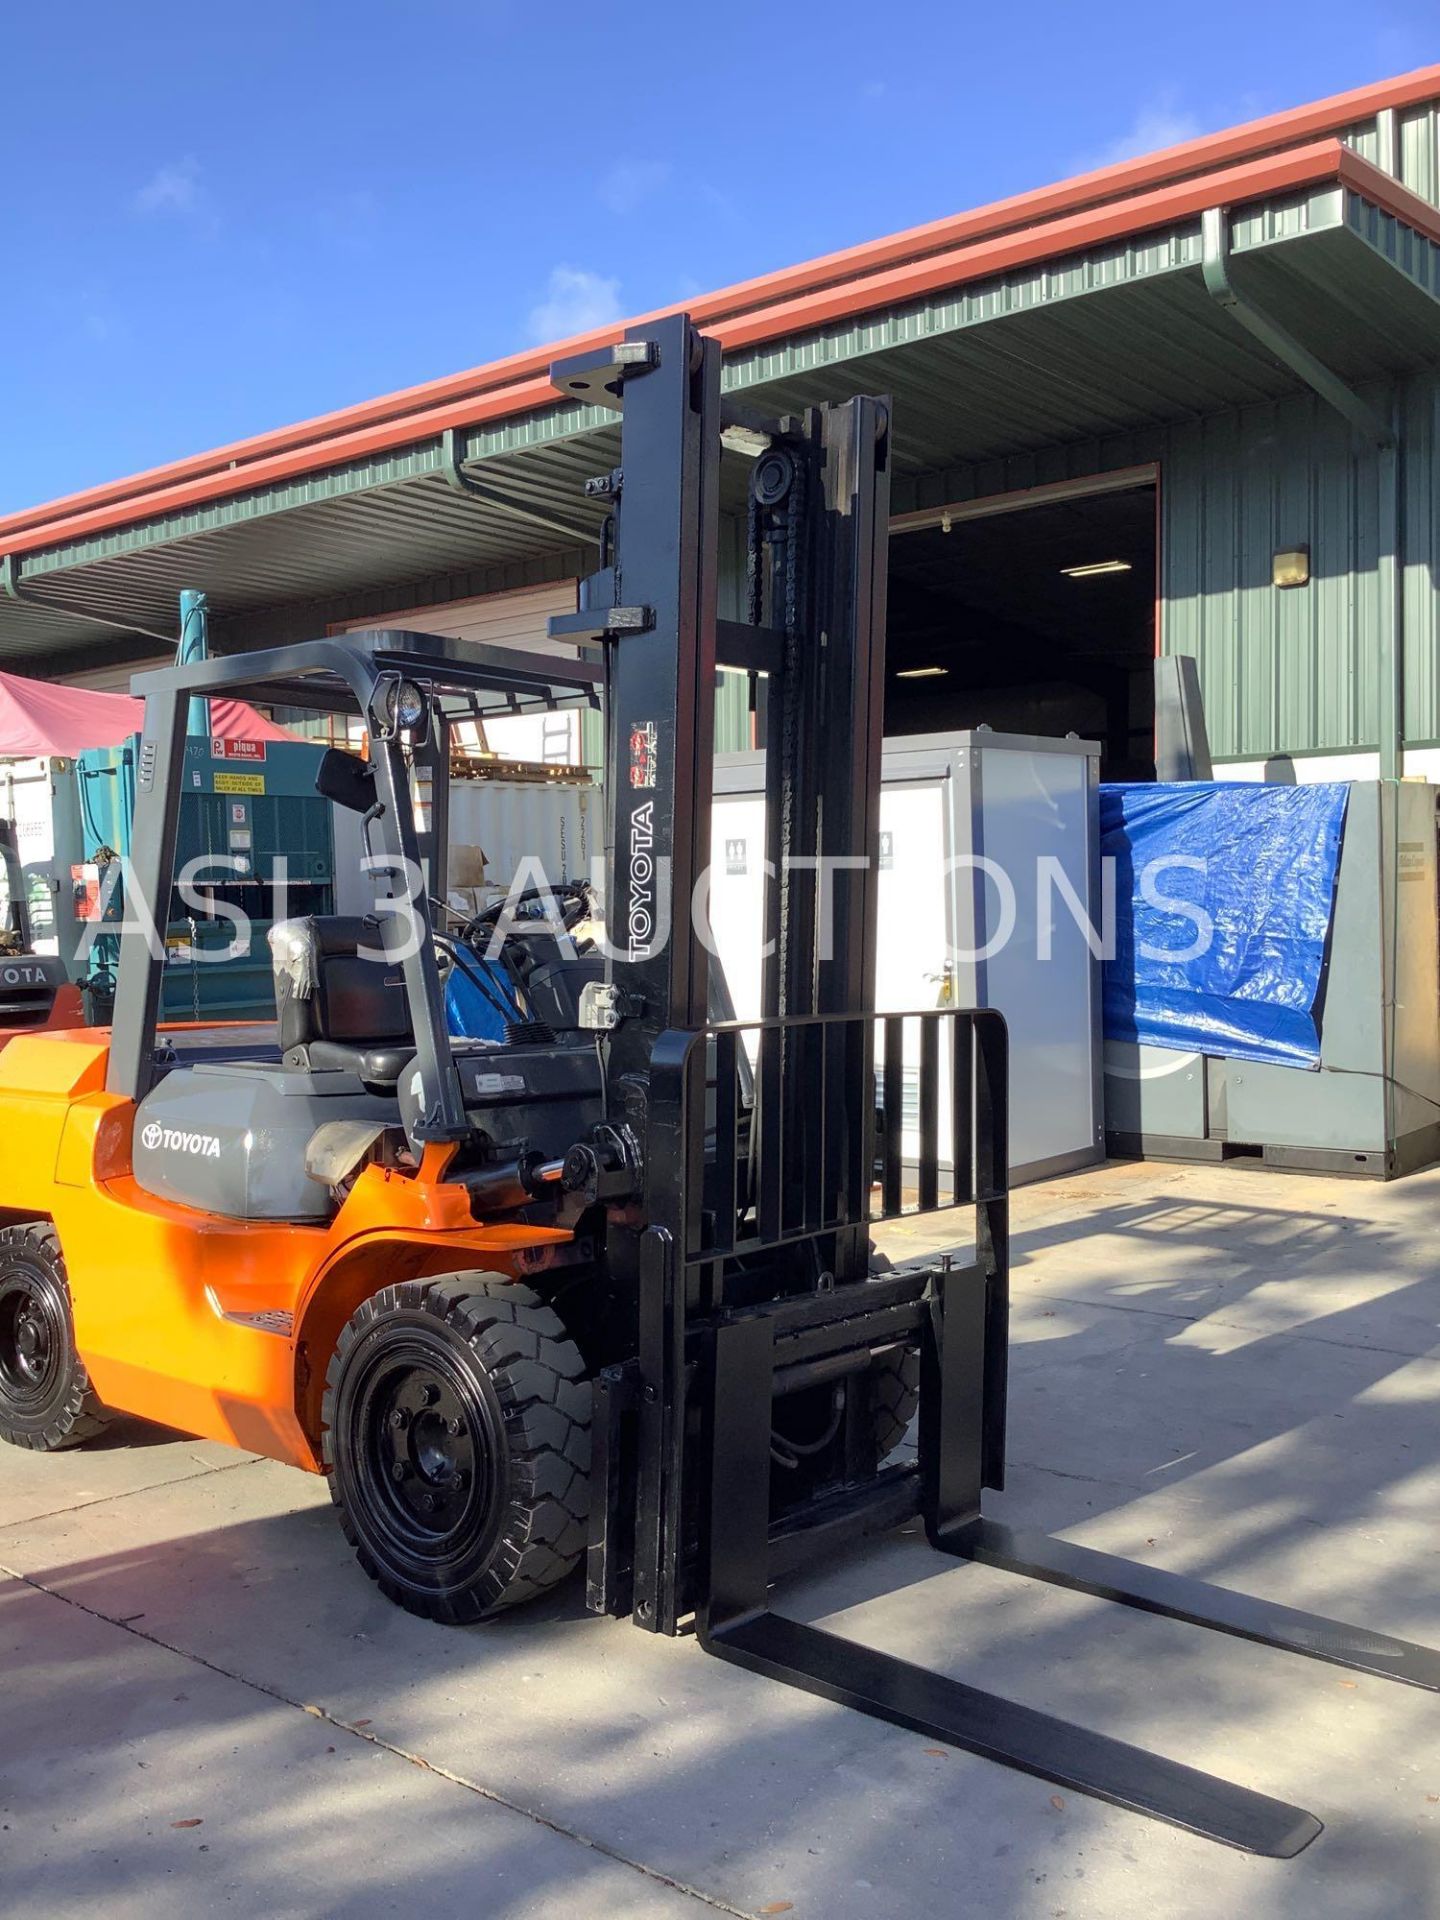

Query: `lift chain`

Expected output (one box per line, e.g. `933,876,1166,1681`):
188,913,201,1023
745,485,763,628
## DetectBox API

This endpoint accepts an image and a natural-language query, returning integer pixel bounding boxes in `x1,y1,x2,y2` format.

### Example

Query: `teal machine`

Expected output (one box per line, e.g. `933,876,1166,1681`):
72,594,334,1023
74,734,335,1023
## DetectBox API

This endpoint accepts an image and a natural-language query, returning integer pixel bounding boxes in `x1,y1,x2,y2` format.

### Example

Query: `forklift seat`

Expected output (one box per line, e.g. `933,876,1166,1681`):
268,917,414,1090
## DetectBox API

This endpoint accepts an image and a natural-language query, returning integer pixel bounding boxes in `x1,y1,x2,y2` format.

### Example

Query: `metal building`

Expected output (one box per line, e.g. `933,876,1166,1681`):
2,66,1439,782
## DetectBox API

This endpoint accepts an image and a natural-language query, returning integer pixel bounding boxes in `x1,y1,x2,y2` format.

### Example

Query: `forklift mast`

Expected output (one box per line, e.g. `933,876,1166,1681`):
548,317,1010,1630
553,316,909,1274
540,316,1437,1857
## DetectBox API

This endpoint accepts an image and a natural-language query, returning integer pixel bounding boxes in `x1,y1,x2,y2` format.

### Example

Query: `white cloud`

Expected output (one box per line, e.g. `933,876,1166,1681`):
1080,92,1203,171
132,155,204,216
527,265,624,344
597,159,670,215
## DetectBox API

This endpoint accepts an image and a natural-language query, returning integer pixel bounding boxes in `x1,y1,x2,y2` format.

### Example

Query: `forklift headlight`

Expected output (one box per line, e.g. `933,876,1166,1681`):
383,679,427,734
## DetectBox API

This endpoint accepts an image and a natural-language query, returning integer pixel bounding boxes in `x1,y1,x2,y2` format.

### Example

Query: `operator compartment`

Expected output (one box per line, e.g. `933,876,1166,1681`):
132,912,408,1222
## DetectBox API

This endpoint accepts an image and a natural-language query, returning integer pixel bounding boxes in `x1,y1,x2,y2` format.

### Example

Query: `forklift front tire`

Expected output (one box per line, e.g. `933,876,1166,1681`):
322,1276,590,1624
0,1224,111,1452
871,1343,920,1460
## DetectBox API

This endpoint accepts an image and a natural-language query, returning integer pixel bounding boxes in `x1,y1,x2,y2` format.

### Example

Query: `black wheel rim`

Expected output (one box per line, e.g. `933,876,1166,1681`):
0,1267,66,1413
343,1324,505,1584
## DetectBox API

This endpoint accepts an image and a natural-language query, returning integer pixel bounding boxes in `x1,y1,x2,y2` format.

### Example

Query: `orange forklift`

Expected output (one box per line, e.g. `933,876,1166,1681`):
0,316,1434,1855
0,815,84,1042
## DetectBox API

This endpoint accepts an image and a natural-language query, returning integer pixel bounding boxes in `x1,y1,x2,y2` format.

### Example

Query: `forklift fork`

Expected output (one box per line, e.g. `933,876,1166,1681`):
697,1251,1439,1856
665,1010,1440,1858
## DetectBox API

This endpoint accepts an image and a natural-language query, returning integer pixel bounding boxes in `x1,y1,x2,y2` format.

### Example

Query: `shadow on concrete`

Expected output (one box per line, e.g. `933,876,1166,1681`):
8,1339,1440,1920
6,1173,1439,1917
83,1412,193,1452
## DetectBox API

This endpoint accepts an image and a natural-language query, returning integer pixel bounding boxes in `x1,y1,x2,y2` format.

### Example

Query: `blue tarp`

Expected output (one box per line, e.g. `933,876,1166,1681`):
1099,781,1349,1070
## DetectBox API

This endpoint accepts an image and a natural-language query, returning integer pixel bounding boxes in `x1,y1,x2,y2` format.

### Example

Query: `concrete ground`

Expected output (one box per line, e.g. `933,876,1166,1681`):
3,1155,1438,1919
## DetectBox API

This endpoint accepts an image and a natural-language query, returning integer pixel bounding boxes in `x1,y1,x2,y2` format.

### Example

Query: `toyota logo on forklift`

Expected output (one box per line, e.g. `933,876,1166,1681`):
0,311,1427,1866
138,1121,220,1158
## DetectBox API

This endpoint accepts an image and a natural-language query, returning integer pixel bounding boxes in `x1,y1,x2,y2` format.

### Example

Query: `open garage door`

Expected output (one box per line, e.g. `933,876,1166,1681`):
887,474,1158,780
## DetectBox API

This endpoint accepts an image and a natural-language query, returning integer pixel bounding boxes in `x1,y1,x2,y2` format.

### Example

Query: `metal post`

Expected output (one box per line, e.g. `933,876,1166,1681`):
178,589,211,741
105,689,188,1101
417,713,451,905
600,314,722,1080
369,733,469,1141
813,395,891,1020
1377,408,1404,781
814,397,892,1285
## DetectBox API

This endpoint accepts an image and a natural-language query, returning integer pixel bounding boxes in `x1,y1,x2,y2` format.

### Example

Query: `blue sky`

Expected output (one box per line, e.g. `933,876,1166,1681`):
1,0,1434,511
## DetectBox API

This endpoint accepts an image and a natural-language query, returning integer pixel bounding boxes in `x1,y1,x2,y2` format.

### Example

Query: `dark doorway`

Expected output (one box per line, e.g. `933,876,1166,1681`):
885,482,1158,779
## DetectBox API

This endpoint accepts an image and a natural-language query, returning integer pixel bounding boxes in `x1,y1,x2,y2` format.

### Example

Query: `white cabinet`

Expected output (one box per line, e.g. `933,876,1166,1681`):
712,730,1103,1184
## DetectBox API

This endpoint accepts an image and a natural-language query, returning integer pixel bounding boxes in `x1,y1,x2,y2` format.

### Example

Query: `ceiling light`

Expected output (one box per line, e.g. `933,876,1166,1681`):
1061,559,1133,578
896,665,949,679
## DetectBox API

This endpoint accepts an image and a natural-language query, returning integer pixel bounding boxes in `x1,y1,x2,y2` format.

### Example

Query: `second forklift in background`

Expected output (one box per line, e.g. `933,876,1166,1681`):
0,815,83,1037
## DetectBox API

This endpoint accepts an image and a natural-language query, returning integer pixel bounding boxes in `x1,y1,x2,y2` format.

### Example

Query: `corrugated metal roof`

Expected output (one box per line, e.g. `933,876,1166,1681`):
7,184,1433,626
0,83,1435,562
0,98,1437,671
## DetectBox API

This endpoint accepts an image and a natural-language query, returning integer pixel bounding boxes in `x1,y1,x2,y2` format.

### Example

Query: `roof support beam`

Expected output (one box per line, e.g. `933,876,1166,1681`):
0,551,177,647
1201,205,1403,780
1200,206,1395,448
441,428,598,547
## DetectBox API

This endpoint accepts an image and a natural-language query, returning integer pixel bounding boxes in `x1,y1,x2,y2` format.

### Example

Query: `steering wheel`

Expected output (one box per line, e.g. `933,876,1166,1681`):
468,880,594,937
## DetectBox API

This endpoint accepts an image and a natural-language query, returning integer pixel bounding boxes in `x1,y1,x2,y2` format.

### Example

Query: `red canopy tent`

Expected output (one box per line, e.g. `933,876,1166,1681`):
0,672,295,759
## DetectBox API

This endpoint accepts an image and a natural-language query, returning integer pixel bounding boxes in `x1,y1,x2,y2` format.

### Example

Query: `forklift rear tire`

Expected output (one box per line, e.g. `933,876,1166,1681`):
0,1224,111,1452
322,1276,590,1624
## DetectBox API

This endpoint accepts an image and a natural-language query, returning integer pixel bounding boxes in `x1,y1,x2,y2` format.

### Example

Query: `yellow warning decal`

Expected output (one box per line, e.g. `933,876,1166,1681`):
214,772,266,795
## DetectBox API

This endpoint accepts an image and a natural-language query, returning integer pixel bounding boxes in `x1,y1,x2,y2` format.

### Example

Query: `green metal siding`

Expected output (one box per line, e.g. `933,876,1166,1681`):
1343,102,1440,203
849,372,1440,763
715,511,751,753
1163,392,1382,756
1163,374,1440,758
715,669,751,754
1398,104,1440,205
1402,376,1440,744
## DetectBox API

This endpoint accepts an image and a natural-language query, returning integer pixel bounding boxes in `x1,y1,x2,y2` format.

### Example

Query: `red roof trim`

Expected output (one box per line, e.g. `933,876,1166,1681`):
3,64,1437,559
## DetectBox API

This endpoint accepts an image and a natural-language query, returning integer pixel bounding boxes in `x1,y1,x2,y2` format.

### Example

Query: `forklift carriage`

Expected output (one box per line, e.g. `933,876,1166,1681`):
0,315,1433,1859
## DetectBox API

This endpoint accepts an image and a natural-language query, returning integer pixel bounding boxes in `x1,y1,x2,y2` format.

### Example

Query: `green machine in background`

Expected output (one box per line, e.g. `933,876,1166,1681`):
74,734,335,1023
